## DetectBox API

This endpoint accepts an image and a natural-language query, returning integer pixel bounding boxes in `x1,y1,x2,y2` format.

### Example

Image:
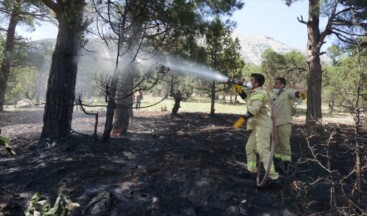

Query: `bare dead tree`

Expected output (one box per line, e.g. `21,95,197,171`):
91,0,244,141
349,38,366,206
92,0,176,141
74,95,99,141
26,91,101,141
292,122,366,215
95,63,171,137
335,8,367,207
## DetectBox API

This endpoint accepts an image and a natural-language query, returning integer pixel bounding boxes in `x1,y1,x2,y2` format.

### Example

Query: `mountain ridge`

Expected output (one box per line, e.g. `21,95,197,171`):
34,35,304,65
234,33,304,65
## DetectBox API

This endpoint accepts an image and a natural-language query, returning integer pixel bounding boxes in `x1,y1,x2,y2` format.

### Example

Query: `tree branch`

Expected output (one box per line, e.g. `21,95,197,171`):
320,1,338,44
297,15,307,25
42,0,58,15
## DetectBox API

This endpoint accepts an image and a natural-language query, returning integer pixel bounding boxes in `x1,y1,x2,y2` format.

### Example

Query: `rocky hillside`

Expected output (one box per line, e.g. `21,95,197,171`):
34,35,303,66
235,34,303,65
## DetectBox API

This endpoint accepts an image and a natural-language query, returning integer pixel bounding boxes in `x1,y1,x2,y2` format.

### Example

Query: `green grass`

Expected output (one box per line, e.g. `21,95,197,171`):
151,100,247,114
90,95,339,116
140,96,354,123
139,96,247,114
7,95,353,122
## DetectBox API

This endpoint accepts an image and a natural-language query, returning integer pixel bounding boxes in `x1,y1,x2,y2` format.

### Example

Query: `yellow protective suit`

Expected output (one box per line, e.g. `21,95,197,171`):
273,88,297,162
245,87,278,180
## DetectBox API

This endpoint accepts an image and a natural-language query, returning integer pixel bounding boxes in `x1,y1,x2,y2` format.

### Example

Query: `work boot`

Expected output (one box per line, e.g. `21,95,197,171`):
282,161,290,174
274,159,291,176
273,158,282,173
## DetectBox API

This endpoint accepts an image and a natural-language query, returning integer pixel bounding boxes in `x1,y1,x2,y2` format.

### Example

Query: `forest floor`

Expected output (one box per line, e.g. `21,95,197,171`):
0,108,366,216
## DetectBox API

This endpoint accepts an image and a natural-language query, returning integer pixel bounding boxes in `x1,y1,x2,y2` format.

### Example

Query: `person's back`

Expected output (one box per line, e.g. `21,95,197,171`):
246,87,271,130
273,88,297,125
272,77,307,174
136,89,143,109
137,90,143,101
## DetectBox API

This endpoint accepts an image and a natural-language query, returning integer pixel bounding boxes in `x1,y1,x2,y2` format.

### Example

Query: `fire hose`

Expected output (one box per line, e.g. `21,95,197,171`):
256,95,276,187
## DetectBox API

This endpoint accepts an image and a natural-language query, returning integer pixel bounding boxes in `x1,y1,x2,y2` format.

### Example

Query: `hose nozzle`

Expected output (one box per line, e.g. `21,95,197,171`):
227,77,245,86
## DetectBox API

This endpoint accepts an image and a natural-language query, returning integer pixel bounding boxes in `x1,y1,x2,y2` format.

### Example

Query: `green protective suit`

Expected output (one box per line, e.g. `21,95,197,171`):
245,87,278,180
273,88,297,162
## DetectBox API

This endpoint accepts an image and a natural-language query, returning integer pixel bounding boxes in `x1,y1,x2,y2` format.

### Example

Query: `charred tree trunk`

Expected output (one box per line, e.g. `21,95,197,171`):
41,0,85,141
102,78,117,142
171,100,181,116
352,46,364,205
210,81,216,116
305,0,323,126
0,0,20,112
171,91,182,117
101,1,141,142
101,13,128,142
111,65,135,137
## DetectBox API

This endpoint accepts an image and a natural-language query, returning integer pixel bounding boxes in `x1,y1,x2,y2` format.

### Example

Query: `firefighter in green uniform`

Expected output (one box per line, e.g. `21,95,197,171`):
272,77,307,174
233,73,279,183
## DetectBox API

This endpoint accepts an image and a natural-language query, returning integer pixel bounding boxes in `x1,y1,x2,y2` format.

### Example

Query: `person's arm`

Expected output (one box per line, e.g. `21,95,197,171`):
233,93,264,129
234,84,247,99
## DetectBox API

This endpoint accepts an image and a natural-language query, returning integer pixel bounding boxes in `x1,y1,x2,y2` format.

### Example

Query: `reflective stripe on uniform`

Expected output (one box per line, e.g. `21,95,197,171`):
247,161,257,173
249,93,267,102
274,153,292,162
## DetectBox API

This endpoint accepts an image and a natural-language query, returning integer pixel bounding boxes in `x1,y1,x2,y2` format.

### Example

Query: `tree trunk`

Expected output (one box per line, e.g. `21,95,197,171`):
352,47,364,205
41,1,85,141
306,0,323,126
102,86,116,141
111,65,135,137
171,100,181,116
112,106,130,136
0,0,20,112
171,91,182,117
101,3,143,141
210,81,216,116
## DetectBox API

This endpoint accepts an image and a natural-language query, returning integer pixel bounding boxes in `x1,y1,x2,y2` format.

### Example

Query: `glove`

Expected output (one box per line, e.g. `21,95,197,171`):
300,91,307,100
234,84,247,99
233,84,243,94
233,116,246,128
233,112,253,128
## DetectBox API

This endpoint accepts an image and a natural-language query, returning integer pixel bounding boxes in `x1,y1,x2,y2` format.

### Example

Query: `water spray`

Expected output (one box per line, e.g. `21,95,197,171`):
139,55,252,88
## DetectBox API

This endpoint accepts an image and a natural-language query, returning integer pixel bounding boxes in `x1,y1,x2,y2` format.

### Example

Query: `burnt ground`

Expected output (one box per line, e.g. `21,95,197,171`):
0,109,366,216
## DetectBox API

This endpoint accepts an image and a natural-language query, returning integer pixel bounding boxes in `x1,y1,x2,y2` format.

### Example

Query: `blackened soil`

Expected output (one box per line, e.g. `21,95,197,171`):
0,110,366,215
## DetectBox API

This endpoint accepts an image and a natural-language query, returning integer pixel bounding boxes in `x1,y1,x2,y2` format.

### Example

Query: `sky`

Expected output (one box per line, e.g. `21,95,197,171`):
232,0,311,50
18,0,332,50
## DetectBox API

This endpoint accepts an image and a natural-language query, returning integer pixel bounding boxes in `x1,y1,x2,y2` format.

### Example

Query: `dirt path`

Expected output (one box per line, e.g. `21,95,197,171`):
0,109,366,215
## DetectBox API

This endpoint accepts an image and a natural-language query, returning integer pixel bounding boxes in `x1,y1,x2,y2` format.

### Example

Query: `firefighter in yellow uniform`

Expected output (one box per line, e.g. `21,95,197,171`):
273,77,307,173
234,73,279,182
